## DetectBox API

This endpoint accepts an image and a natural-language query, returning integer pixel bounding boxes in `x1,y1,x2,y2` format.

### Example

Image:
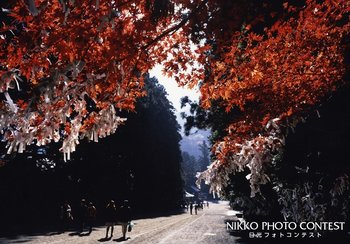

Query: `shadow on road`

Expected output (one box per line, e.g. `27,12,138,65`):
98,237,112,242
114,236,131,242
0,208,187,239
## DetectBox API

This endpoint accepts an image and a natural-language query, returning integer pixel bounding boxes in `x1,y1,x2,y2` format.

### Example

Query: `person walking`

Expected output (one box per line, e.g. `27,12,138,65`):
86,201,97,234
60,201,73,232
78,198,88,233
118,200,132,240
189,203,193,215
105,200,117,239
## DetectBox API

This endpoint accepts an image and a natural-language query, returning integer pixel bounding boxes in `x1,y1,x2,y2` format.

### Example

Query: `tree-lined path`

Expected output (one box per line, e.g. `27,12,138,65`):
1,1,350,243
0,201,239,244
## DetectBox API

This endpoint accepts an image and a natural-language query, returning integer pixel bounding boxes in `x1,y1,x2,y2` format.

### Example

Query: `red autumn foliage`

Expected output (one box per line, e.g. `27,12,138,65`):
200,0,349,158
0,0,349,180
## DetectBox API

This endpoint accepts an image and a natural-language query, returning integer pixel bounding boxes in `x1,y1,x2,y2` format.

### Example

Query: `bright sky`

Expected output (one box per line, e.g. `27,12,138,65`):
149,64,200,129
149,64,210,157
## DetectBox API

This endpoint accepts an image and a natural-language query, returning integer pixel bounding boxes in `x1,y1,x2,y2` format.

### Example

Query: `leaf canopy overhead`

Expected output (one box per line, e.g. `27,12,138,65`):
1,0,349,193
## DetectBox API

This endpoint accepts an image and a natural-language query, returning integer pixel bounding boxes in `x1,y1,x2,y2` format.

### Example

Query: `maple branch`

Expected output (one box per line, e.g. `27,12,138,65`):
142,0,208,50
115,0,134,9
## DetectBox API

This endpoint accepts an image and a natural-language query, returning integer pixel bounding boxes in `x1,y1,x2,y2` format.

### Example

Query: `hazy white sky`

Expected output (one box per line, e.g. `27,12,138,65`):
149,64,200,128
149,65,210,157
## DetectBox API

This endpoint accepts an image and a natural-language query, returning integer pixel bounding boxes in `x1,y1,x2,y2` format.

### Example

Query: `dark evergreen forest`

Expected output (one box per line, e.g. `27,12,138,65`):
0,75,184,234
183,85,350,235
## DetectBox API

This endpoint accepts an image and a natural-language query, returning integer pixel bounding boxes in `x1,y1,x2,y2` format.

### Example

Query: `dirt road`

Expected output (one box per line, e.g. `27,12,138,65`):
0,201,239,244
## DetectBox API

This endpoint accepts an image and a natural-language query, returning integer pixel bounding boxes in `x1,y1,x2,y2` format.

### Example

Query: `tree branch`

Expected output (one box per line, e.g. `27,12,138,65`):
142,0,208,50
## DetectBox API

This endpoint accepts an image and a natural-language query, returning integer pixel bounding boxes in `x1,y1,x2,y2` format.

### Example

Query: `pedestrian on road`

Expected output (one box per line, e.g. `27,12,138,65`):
189,203,193,215
87,201,97,234
105,200,117,239
78,198,88,233
118,200,132,240
207,201,209,208
60,200,73,232
194,204,198,215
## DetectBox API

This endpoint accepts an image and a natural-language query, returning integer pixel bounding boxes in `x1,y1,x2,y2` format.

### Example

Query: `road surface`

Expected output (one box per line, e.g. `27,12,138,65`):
0,201,240,244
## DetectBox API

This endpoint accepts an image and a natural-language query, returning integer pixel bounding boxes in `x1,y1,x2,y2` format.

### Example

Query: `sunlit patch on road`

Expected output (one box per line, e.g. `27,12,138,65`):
226,210,242,216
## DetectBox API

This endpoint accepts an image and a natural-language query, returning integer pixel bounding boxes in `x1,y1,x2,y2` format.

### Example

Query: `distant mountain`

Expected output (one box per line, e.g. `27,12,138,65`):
180,130,211,159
